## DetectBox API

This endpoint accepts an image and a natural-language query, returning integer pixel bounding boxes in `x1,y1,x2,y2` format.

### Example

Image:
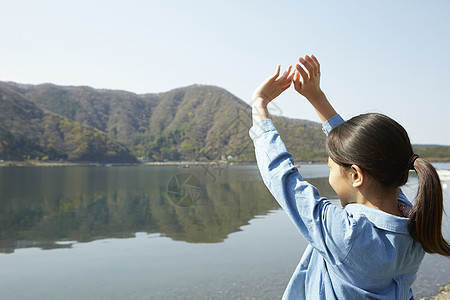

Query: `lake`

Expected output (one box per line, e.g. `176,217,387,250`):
0,163,449,299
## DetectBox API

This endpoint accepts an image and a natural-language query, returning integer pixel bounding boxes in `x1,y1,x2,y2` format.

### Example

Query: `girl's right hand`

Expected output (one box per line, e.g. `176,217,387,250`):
293,55,322,100
293,54,337,123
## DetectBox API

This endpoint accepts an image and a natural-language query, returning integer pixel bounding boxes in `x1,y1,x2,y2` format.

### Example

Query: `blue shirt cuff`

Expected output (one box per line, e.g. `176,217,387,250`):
322,114,345,136
249,118,276,141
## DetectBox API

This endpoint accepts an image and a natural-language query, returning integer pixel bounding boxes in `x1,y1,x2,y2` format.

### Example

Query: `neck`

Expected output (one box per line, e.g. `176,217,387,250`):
356,186,401,216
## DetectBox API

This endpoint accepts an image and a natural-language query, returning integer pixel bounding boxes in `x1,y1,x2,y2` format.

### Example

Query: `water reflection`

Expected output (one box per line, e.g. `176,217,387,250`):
0,165,337,253
1,164,449,299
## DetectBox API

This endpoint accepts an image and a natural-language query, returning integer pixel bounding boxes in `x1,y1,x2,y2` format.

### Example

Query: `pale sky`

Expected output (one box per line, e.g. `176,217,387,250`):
1,0,449,145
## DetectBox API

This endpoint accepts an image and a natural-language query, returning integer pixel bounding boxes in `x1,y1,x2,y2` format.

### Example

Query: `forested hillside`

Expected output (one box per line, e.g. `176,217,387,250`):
0,83,137,162
2,82,328,162
4,81,447,163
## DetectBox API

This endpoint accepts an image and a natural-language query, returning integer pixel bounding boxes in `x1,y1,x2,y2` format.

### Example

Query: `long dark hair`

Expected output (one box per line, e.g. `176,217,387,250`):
327,113,450,256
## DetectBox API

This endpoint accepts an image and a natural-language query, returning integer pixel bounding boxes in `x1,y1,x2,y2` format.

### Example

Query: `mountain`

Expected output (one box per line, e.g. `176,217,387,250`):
0,83,137,163
412,145,450,162
1,81,328,163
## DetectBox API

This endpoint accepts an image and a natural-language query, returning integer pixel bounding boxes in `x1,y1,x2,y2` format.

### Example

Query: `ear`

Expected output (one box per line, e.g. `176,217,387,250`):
350,164,364,188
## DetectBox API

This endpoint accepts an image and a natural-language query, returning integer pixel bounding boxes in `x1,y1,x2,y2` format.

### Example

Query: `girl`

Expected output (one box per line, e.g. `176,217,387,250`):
249,55,450,299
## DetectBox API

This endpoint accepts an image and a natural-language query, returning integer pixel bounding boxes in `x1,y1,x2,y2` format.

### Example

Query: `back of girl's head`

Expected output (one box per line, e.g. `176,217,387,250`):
327,113,412,188
327,113,450,256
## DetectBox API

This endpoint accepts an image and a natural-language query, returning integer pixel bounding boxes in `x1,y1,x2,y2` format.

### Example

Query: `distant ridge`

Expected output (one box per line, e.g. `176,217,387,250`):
412,144,450,163
412,144,450,148
0,81,328,163
2,80,449,163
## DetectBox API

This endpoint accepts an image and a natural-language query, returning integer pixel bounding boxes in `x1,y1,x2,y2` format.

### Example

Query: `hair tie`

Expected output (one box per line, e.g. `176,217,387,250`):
408,154,419,170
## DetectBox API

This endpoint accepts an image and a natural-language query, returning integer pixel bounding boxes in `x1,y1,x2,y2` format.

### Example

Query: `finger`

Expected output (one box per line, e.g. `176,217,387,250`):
293,70,299,82
293,70,302,91
283,70,294,84
279,66,294,85
285,69,296,88
301,56,316,77
281,83,291,93
295,63,309,82
305,55,319,76
286,64,293,76
279,65,293,82
270,64,281,81
311,55,321,75
286,69,295,82
282,79,292,90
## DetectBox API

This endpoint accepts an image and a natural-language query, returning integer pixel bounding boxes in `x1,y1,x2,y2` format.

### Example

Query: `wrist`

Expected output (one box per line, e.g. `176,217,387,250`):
251,97,269,108
251,99,270,123
304,89,325,103
305,90,337,123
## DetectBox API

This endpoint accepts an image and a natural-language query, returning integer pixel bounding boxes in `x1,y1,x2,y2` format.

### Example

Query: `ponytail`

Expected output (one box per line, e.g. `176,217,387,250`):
408,157,450,256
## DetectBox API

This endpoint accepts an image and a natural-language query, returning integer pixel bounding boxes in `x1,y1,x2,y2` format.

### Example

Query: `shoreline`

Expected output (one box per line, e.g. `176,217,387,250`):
421,282,450,300
1,160,449,167
2,159,450,168
0,160,256,167
0,160,267,167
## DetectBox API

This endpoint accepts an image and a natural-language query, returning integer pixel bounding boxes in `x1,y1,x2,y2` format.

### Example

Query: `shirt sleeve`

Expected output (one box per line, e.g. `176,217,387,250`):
322,114,345,136
249,117,355,265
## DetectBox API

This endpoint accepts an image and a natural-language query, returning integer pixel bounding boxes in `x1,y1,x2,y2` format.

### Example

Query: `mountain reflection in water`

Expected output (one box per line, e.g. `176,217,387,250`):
1,164,449,299
0,164,336,252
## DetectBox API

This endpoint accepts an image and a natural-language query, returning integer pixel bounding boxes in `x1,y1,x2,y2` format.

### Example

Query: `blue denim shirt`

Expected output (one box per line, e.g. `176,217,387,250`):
249,114,425,300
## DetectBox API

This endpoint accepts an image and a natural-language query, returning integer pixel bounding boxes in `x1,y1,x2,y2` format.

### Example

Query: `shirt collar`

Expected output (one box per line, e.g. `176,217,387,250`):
345,203,410,234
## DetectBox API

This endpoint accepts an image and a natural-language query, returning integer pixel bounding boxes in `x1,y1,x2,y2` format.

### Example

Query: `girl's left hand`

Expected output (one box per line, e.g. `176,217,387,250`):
252,65,294,107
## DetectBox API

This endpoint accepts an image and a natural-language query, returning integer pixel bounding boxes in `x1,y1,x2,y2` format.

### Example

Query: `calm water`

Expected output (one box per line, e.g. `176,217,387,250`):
0,163,449,299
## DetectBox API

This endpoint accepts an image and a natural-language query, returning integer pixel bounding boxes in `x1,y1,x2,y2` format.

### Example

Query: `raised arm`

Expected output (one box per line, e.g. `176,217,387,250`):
293,55,337,123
